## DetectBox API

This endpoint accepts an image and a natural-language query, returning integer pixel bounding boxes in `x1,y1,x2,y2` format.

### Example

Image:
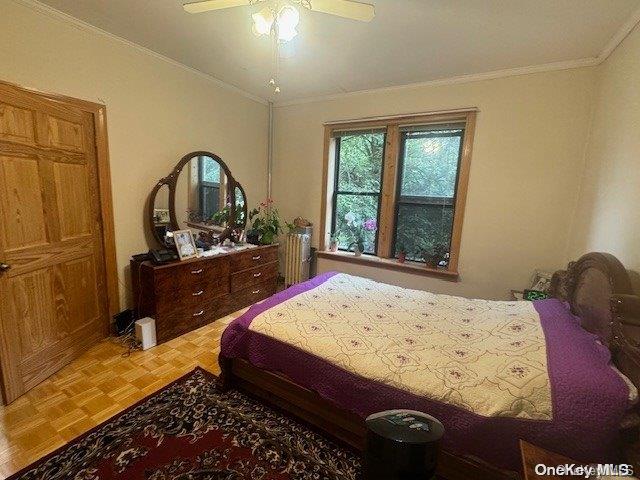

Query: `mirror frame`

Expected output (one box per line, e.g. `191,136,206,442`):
149,151,246,247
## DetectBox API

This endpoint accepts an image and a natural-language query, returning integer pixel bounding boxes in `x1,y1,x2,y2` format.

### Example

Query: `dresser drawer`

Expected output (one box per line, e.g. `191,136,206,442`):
230,262,278,293
155,284,223,316
156,295,230,343
231,279,277,313
154,257,230,301
230,246,278,272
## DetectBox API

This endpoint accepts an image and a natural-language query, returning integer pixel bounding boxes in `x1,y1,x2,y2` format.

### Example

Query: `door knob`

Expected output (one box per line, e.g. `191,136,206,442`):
0,263,11,272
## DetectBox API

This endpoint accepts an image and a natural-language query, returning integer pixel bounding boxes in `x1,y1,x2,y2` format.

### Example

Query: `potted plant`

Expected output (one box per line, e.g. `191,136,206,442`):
419,242,449,269
349,237,365,256
397,243,407,263
247,198,282,245
343,213,376,256
328,233,339,252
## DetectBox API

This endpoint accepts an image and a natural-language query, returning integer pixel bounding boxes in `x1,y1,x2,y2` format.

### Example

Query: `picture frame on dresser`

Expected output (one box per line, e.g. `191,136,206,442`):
174,229,198,261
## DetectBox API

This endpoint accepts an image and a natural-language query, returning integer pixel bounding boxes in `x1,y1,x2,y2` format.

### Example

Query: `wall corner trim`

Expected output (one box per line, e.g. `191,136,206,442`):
597,5,640,63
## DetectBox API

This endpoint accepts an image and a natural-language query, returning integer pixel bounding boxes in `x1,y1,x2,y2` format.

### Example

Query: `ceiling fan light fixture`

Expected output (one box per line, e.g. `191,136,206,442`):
251,4,299,42
276,5,300,42
251,6,274,36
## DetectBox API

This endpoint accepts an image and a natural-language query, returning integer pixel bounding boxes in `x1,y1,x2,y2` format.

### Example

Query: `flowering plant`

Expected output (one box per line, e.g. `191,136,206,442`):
248,198,282,245
342,212,377,254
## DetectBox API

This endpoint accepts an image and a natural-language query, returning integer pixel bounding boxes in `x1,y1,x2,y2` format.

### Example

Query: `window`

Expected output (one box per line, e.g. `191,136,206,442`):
393,125,464,263
320,110,476,276
331,130,385,254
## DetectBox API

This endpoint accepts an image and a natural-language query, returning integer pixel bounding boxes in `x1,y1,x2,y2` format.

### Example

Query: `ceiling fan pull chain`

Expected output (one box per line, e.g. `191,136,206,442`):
269,21,281,94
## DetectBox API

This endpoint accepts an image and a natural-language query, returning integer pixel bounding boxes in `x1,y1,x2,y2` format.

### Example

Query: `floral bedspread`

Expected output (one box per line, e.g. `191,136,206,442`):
248,273,552,420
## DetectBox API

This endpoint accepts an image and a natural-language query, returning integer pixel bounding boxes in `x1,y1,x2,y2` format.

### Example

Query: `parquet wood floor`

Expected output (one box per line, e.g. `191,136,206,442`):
0,312,244,479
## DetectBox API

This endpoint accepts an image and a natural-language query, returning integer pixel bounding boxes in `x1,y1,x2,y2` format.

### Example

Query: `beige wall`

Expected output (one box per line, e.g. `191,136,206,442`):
273,68,597,299
566,24,640,282
1,1,268,308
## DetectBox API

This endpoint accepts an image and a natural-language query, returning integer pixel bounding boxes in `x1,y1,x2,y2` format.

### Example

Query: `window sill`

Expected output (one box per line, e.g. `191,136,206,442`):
316,250,459,281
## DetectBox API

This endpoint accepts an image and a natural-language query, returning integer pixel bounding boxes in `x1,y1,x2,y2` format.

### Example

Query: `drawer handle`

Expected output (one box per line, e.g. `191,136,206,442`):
193,310,204,317
252,255,261,261
252,289,261,294
191,268,203,274
253,272,262,278
192,290,204,296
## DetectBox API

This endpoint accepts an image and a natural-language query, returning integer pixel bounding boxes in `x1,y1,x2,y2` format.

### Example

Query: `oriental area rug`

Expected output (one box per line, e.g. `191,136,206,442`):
9,368,360,480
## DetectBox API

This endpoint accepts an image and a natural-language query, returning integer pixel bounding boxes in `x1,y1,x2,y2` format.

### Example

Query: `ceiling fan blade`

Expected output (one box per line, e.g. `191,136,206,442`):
183,0,252,14
307,0,375,22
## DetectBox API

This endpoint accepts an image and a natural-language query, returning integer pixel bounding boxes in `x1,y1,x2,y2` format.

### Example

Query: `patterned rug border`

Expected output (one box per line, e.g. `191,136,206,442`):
7,366,217,480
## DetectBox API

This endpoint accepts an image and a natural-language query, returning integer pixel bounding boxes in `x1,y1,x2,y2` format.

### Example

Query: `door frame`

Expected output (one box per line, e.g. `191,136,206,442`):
0,79,120,319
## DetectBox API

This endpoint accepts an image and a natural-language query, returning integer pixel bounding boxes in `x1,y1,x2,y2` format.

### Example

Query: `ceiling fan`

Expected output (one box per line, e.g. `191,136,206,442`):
183,0,376,23
183,0,375,95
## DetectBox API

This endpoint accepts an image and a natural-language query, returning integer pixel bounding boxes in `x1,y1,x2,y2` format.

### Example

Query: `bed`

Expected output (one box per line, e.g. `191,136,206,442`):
219,252,640,479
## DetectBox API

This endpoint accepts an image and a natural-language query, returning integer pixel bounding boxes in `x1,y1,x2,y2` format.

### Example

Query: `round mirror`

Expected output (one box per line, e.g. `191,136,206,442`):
148,151,242,249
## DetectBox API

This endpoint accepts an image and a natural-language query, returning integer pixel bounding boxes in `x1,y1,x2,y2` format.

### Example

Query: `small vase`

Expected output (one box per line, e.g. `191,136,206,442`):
398,252,406,263
329,241,338,252
353,244,363,257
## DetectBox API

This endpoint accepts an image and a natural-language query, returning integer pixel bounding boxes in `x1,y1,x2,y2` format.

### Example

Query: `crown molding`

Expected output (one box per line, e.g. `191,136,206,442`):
274,57,598,107
597,4,640,62
12,0,269,105
274,4,640,108
12,0,640,108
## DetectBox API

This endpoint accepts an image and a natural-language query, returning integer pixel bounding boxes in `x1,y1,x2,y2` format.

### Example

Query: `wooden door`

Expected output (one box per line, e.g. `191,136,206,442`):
0,83,112,403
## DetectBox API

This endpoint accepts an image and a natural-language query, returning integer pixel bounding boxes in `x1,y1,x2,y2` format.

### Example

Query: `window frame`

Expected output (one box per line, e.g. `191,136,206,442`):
391,127,465,261
330,134,386,255
319,109,477,278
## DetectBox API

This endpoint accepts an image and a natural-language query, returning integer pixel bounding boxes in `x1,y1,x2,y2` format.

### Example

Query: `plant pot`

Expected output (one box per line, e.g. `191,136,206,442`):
329,241,338,252
397,252,406,263
246,230,259,245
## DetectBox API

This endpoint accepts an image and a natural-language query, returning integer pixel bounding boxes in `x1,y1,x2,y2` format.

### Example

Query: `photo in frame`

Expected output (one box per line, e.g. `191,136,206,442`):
173,229,198,261
153,208,170,224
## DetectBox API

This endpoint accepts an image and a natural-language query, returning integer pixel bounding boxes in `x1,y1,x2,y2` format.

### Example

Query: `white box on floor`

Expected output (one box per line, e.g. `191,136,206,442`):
135,317,157,350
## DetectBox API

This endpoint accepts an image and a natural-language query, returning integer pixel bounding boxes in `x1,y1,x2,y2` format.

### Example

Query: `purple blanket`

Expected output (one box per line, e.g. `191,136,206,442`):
220,272,630,471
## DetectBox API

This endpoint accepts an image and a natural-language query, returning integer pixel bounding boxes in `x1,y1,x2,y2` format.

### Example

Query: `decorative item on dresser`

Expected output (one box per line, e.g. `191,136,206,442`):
131,244,278,344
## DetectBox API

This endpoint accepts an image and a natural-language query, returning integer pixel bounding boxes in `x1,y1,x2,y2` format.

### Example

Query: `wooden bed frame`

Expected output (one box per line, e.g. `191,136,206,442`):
219,252,640,479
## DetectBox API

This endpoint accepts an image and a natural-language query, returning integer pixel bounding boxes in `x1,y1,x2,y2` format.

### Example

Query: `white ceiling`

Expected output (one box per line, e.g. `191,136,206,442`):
35,0,640,102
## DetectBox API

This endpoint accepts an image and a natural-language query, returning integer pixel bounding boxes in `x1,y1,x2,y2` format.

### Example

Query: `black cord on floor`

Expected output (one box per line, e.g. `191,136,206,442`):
110,321,141,357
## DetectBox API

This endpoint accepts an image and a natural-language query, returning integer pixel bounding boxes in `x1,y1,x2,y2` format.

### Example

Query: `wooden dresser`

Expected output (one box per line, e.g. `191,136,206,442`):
131,244,278,344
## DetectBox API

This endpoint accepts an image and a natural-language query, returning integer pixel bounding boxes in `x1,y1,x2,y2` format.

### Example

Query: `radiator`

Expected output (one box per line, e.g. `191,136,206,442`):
284,233,311,286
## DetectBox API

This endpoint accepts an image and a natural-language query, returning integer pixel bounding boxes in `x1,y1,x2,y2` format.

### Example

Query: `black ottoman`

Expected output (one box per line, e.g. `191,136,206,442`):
363,409,445,480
